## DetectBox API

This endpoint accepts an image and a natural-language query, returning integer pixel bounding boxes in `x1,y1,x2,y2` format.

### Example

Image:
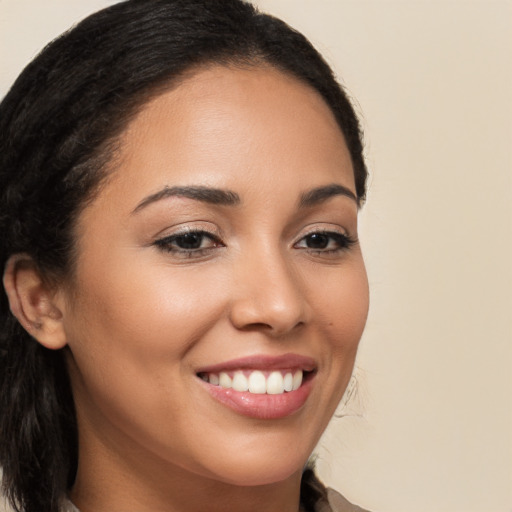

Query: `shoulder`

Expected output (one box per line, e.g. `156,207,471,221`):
60,499,80,512
301,467,372,512
324,487,372,512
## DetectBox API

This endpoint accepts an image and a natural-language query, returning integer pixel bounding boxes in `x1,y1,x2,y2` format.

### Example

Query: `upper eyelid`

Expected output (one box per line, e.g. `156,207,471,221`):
153,230,224,257
294,231,353,245
162,228,219,238
152,221,353,242
156,229,223,247
293,224,350,242
154,223,222,240
158,231,219,242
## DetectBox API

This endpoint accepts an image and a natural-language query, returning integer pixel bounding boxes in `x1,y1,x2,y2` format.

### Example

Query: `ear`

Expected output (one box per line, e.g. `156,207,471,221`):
3,254,67,350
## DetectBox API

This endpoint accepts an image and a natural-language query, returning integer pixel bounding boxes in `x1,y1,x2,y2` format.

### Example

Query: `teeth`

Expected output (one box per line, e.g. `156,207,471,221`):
248,370,267,394
219,372,232,388
292,370,302,391
266,371,284,394
283,372,293,392
232,371,249,392
204,369,304,395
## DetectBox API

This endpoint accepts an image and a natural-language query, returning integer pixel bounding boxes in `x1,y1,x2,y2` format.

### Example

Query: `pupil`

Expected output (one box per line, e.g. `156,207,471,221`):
306,233,328,249
177,233,202,249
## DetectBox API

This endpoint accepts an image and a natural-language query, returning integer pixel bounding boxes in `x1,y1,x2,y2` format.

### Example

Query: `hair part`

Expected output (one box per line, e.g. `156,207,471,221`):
0,1,368,510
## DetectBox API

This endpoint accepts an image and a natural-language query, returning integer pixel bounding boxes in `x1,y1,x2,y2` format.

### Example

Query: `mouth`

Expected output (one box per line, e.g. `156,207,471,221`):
197,368,314,395
195,354,317,419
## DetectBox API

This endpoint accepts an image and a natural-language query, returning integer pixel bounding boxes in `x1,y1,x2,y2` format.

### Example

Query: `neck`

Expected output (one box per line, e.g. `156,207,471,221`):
72,466,303,512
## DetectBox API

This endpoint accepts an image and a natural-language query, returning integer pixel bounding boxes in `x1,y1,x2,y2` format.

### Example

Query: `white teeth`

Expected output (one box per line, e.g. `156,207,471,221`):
266,371,284,394
292,370,303,391
283,372,293,392
248,370,267,394
219,372,232,388
232,371,249,392
203,369,305,394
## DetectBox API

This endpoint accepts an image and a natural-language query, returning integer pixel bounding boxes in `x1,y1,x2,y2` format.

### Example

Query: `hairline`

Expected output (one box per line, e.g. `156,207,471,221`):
61,58,359,289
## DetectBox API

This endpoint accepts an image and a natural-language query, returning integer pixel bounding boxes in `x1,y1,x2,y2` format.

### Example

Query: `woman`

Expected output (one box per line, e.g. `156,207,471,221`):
0,1,370,511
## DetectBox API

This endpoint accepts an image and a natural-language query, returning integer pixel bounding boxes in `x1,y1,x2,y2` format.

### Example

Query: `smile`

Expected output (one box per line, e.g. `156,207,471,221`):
195,354,317,419
198,369,304,395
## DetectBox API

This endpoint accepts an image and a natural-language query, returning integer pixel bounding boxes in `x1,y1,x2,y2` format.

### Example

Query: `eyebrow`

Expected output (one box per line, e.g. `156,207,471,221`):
299,183,358,208
132,185,241,213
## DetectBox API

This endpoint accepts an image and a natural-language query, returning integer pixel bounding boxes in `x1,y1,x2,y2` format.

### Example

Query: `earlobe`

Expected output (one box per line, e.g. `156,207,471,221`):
3,254,67,350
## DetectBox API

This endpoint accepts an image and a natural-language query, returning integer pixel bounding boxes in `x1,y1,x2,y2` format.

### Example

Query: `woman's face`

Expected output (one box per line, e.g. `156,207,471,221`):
61,65,369,487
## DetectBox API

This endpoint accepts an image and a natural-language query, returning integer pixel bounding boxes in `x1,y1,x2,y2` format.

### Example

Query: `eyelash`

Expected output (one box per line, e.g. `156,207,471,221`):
294,230,357,254
154,229,223,258
154,229,356,258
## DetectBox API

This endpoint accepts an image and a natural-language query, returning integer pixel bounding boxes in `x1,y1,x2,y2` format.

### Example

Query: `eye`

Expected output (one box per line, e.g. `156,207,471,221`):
154,229,223,257
294,231,356,253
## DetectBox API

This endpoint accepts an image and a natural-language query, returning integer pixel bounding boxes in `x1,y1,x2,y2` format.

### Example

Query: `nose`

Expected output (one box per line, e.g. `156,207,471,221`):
228,247,309,336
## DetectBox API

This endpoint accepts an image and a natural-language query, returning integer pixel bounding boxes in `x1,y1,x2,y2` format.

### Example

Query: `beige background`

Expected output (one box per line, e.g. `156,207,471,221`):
1,1,511,511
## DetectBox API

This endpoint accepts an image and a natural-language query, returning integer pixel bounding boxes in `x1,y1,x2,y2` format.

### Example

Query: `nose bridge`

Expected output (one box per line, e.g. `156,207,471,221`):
229,241,308,335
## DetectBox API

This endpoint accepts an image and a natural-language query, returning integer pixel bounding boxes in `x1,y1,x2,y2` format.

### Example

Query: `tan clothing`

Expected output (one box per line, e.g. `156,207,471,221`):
322,488,370,512
1,470,370,512
300,469,371,512
59,490,369,512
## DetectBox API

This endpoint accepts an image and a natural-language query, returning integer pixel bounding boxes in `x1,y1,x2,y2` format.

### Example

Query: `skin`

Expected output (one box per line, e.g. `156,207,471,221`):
8,65,369,512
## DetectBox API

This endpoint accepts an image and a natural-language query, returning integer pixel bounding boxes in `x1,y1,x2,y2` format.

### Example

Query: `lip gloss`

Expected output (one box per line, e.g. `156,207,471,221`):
198,373,314,419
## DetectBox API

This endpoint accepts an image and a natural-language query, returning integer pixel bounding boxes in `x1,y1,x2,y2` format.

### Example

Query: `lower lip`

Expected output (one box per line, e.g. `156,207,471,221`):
199,375,314,420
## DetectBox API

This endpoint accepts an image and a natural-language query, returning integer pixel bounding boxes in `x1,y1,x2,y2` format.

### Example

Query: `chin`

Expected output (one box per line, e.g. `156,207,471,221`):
199,444,308,487
216,465,302,488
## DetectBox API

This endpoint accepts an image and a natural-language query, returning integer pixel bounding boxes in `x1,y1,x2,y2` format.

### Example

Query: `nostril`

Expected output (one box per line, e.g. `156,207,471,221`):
237,321,272,332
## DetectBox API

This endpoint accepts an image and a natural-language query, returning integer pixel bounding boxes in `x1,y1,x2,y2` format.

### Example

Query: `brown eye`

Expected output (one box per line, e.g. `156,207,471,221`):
295,231,355,253
304,233,330,249
173,232,206,249
154,230,222,254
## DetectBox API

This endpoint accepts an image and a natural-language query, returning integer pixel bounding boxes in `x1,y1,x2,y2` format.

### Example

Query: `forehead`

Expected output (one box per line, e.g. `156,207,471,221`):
89,65,355,214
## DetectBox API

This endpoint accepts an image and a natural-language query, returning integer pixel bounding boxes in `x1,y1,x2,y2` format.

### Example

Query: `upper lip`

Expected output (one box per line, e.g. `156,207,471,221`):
196,353,317,374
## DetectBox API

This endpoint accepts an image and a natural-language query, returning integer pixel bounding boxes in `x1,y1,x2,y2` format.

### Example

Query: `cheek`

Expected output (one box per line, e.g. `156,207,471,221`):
67,254,229,358
63,257,234,457
314,259,369,353
312,259,368,411
63,255,231,416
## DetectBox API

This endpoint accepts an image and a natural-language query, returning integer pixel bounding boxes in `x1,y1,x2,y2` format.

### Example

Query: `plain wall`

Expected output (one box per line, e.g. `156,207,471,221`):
1,1,511,511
